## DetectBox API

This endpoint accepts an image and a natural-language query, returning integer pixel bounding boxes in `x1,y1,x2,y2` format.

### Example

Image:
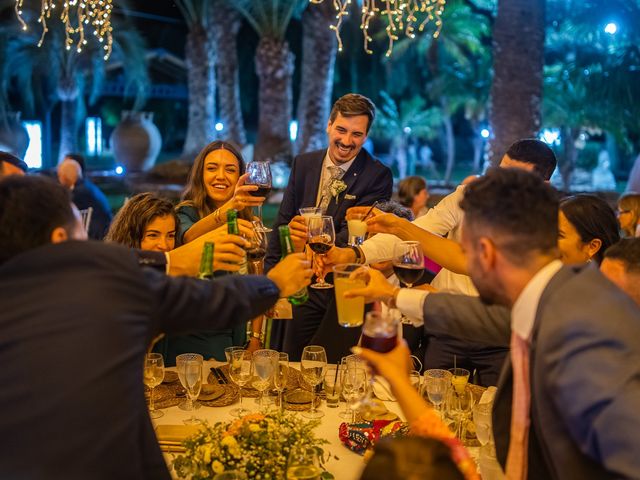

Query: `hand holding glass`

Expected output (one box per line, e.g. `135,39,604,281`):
246,161,272,232
392,241,425,288
308,216,335,289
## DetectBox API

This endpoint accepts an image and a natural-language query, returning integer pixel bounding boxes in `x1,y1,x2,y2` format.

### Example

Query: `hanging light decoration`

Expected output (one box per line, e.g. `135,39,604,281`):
310,0,446,57
14,0,114,60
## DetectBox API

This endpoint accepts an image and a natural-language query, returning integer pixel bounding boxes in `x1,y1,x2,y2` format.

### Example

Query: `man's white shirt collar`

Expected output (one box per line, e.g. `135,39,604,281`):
323,150,356,173
511,259,563,341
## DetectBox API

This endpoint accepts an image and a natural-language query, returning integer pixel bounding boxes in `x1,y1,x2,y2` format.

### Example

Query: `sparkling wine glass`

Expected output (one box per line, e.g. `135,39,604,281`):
273,352,289,412
447,384,475,440
176,353,203,424
308,215,335,289
342,367,367,423
392,241,425,288
246,161,272,232
300,345,327,419
252,349,279,411
228,349,252,417
424,369,451,418
286,445,322,480
143,353,165,419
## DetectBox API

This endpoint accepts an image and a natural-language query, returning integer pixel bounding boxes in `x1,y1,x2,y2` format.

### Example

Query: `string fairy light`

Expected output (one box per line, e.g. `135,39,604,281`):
312,0,446,57
14,0,114,60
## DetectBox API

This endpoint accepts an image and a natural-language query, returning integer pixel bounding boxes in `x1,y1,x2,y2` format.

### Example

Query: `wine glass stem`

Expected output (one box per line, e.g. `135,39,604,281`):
149,386,155,412
312,390,317,414
257,205,263,224
318,255,325,283
239,389,243,408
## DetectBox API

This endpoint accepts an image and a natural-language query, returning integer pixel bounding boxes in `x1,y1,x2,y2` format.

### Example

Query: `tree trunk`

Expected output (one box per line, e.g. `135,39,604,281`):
488,0,545,164
443,113,456,184
254,36,295,162
183,23,217,159
295,1,337,155
211,0,246,147
58,99,79,163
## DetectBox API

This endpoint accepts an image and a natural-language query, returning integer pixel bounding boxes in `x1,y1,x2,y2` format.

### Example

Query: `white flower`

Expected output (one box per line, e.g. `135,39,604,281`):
329,179,347,200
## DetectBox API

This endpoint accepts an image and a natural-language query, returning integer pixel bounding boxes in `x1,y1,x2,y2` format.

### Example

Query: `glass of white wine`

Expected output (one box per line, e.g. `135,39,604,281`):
300,346,327,419
176,353,203,424
228,349,252,417
286,445,322,480
143,353,165,419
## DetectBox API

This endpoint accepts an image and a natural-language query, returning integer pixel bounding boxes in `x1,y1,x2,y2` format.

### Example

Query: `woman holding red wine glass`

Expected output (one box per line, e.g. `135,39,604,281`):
245,161,272,232
307,215,336,289
392,241,425,288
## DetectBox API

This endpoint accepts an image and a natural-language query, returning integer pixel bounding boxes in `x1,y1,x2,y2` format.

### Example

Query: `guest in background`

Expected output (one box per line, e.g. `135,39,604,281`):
397,176,429,219
558,194,620,265
601,238,640,306
0,151,27,178
57,155,112,240
177,140,262,244
617,192,640,237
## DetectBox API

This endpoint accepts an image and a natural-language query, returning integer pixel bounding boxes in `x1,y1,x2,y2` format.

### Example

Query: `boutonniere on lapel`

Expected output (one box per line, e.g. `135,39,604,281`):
329,178,347,201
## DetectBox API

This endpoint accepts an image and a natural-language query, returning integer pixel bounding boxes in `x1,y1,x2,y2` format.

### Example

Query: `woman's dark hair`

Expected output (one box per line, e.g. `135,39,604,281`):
178,140,250,219
397,176,427,209
560,194,620,265
105,193,177,248
360,436,465,480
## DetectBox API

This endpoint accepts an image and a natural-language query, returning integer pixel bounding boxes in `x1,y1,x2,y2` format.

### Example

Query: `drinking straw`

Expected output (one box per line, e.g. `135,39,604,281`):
363,201,380,221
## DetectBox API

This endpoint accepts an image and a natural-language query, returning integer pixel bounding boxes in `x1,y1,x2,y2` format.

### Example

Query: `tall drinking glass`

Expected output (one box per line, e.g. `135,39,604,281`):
333,263,368,327
246,161,272,232
228,349,252,417
323,366,342,408
274,352,289,412
176,353,203,424
143,353,165,419
252,349,279,410
424,369,451,418
308,215,335,289
392,241,425,288
300,346,327,419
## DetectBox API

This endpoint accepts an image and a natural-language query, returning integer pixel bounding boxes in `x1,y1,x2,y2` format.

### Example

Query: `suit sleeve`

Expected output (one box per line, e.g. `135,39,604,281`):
264,157,301,273
334,166,393,247
145,269,280,336
542,298,640,478
422,293,511,346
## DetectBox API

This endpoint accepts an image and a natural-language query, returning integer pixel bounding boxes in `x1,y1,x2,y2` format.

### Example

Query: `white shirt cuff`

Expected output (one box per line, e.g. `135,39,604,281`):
396,288,429,326
164,252,171,275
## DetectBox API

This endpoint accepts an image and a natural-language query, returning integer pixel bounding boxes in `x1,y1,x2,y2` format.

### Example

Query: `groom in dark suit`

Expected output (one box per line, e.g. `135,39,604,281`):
265,93,393,361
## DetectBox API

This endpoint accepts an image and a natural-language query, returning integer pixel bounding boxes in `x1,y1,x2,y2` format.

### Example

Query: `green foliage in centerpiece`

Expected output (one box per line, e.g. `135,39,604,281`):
173,412,334,479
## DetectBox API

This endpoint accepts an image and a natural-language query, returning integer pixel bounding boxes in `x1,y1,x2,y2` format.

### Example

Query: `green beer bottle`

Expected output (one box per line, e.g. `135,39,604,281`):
198,241,214,280
278,225,308,305
227,209,248,275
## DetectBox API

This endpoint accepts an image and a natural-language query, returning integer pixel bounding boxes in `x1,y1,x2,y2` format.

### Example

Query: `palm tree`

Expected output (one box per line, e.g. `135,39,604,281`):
232,0,308,161
0,2,147,163
175,0,217,158
211,0,246,147
488,0,546,164
294,0,337,155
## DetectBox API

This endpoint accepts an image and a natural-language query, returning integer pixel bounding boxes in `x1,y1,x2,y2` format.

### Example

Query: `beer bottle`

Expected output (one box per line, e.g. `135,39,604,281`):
278,225,308,305
227,209,248,275
197,241,214,280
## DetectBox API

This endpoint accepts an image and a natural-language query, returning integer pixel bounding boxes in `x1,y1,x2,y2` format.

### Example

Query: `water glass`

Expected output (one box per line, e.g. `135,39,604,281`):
323,366,343,408
301,346,327,419
228,349,252,417
424,369,451,417
342,367,367,423
252,349,279,410
143,353,165,419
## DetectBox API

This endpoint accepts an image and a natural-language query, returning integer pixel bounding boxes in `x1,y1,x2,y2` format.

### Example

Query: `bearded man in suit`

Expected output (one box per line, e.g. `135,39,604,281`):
265,93,393,361
349,167,640,479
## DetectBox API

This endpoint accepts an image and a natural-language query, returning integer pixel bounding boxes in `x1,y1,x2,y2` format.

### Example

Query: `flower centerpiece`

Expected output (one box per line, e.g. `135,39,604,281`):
173,413,334,479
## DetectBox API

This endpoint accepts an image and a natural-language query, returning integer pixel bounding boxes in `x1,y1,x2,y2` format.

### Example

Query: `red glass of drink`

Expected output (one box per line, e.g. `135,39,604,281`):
360,311,400,353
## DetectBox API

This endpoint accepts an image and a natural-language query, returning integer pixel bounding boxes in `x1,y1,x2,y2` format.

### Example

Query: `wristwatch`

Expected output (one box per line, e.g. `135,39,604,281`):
250,331,263,342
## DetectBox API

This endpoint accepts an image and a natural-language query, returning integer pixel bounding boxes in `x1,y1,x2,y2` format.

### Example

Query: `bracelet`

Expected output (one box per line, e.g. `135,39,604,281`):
349,245,365,264
250,331,263,342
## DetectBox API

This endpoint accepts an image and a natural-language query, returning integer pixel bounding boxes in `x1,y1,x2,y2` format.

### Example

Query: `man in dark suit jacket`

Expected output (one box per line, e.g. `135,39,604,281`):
0,176,312,480
265,93,393,361
351,168,640,479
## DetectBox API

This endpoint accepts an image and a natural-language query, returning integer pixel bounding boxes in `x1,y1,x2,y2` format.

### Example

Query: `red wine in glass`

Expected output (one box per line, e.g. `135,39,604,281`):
246,247,267,262
309,241,332,254
393,264,425,286
361,332,398,353
250,185,272,198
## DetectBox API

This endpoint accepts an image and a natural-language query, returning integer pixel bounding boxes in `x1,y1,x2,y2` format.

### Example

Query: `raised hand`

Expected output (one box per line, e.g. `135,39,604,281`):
343,267,397,304
365,212,408,235
288,215,308,253
267,253,314,297
230,173,265,210
315,246,357,278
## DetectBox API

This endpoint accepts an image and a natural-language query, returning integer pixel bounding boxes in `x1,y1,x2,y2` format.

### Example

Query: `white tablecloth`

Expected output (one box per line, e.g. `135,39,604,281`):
153,361,405,480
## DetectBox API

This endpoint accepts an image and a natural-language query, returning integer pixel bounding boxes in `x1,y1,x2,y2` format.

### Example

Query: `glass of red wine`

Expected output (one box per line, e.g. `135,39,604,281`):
246,161,272,232
246,220,268,274
308,215,335,289
361,311,400,354
392,241,425,288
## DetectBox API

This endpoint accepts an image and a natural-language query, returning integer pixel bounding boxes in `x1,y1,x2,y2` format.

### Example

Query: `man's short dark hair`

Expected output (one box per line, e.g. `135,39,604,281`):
64,153,86,173
0,175,75,264
0,151,28,173
505,139,557,181
329,93,376,133
377,200,415,221
604,238,640,274
460,167,559,264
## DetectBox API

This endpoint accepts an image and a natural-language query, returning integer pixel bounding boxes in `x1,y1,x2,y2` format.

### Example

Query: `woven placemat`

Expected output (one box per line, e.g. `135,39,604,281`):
209,365,303,398
147,381,239,409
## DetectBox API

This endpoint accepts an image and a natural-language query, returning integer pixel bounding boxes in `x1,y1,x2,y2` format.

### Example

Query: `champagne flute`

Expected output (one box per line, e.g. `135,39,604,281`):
143,353,165,419
273,352,289,412
300,345,327,419
308,215,335,289
246,161,272,232
228,349,252,417
252,349,279,411
286,445,322,480
392,241,425,288
176,354,203,425
176,353,203,412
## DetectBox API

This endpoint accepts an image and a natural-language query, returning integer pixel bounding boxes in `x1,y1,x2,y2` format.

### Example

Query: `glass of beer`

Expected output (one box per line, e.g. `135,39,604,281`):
333,263,368,327
361,311,399,353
